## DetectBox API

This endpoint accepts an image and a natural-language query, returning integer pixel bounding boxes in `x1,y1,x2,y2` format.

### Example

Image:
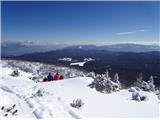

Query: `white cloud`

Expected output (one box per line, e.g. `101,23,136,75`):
116,32,134,35
16,39,159,46
116,29,146,35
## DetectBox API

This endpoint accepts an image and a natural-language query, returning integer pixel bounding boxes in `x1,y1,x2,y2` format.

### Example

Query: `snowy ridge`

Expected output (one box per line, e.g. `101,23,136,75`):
0,60,159,118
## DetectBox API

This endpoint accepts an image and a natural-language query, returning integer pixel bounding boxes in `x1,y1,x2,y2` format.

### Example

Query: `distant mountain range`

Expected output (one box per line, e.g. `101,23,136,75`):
4,46,160,87
64,44,160,52
1,41,66,56
2,42,160,87
1,41,160,56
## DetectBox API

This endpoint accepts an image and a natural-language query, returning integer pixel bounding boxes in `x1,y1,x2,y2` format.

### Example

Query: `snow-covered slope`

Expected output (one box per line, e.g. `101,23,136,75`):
70,62,86,67
0,60,159,118
39,78,159,118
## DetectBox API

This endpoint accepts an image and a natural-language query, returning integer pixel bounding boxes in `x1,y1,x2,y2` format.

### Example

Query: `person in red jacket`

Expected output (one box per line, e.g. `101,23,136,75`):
53,72,61,80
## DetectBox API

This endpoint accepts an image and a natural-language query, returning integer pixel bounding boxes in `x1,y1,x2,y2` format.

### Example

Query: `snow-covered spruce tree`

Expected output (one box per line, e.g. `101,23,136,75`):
104,70,110,79
101,72,113,93
102,78,113,93
134,73,155,92
113,73,121,89
103,71,121,93
93,70,121,93
134,72,143,88
147,76,155,92
134,72,149,91
94,74,105,92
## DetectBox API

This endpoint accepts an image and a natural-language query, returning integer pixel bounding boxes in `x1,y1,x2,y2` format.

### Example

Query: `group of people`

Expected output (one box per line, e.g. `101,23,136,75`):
43,72,63,82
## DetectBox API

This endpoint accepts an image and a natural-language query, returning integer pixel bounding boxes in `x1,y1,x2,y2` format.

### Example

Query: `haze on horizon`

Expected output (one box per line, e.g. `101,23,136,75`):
1,1,160,46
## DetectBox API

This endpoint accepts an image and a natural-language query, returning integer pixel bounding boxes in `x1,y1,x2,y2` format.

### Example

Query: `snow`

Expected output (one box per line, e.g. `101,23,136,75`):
70,58,94,67
70,62,86,67
58,57,94,67
40,79,158,118
59,58,72,62
0,60,159,118
84,58,95,62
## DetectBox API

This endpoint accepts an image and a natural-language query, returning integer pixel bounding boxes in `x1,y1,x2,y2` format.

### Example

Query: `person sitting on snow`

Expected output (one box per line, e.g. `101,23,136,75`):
47,73,53,81
53,72,61,80
60,75,64,80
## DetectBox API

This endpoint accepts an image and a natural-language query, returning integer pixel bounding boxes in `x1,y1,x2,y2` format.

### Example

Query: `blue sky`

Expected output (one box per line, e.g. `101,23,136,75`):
1,1,160,45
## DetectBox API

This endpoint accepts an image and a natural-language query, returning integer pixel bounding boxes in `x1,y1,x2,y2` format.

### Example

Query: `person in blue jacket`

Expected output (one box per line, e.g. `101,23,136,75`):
47,73,53,81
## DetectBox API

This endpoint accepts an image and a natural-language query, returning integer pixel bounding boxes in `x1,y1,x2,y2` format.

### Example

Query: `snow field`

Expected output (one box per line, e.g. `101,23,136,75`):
0,60,159,118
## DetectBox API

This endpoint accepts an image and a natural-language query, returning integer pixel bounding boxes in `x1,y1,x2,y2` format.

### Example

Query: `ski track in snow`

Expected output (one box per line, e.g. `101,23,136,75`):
0,84,80,119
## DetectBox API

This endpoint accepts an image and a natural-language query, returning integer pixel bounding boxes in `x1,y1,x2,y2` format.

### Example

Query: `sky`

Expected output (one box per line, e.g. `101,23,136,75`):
1,1,160,45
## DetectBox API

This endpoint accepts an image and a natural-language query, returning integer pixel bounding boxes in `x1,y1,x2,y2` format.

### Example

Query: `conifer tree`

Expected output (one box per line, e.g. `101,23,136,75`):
113,73,121,89
147,76,155,92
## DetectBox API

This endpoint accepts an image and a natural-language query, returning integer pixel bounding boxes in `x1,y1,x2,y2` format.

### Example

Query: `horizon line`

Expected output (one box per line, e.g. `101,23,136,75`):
1,40,160,46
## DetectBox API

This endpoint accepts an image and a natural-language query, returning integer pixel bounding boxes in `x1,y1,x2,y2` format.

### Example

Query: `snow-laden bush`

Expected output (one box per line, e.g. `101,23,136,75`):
94,74,105,86
103,72,121,93
29,71,42,82
92,71,121,93
10,70,20,77
134,73,155,92
103,80,113,93
87,72,96,79
5,60,87,82
29,76,39,82
36,89,43,96
70,99,84,109
64,70,76,78
31,89,44,97
1,104,18,117
141,81,150,91
132,92,141,101
132,92,148,102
